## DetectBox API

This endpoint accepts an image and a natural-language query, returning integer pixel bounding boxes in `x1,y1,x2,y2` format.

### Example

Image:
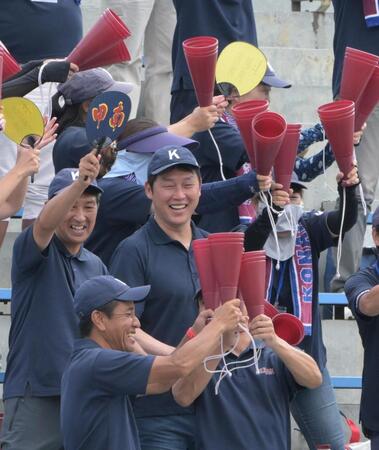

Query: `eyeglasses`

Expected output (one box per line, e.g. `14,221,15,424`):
111,312,135,319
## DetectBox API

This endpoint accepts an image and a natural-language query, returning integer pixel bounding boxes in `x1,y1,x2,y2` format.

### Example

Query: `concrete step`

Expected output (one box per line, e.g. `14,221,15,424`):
269,84,332,124
262,47,333,88
256,11,334,49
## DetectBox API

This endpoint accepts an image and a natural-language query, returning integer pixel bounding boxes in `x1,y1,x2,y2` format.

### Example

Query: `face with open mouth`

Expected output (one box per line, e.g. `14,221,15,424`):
103,301,140,352
146,167,201,232
55,193,98,254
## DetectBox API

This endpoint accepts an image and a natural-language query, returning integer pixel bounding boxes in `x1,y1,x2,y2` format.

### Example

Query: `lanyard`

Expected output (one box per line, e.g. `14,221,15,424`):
274,261,287,307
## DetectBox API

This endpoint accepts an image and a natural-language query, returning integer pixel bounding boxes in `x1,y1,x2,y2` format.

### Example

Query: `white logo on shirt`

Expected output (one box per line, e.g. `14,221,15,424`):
257,367,275,376
168,149,180,160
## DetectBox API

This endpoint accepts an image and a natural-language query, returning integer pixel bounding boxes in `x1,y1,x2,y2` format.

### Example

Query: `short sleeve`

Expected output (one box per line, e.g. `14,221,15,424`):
192,122,246,172
345,271,376,322
99,178,151,227
12,226,48,282
92,349,155,396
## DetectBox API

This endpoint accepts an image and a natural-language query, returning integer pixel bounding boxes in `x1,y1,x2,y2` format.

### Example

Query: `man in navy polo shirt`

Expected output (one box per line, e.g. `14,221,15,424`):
345,206,379,447
61,275,242,450
110,146,228,449
1,152,107,450
173,308,322,450
87,124,271,265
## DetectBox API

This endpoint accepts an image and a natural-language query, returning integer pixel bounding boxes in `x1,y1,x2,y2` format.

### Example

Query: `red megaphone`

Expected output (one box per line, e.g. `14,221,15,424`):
274,124,301,192
239,252,266,320
340,47,378,104
78,41,131,71
183,36,218,107
231,100,269,169
355,65,379,132
208,233,244,303
193,239,220,310
0,43,21,81
252,111,287,176
67,9,131,69
318,100,355,178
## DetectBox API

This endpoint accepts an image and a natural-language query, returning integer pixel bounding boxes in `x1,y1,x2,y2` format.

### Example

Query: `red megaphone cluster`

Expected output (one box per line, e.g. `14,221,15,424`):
232,101,300,192
193,237,305,345
193,232,244,307
182,36,218,107
67,9,131,71
0,42,21,82
339,47,379,132
318,100,355,177
232,99,269,169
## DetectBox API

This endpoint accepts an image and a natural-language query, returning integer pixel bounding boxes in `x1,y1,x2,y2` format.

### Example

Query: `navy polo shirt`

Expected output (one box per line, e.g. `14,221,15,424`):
0,0,82,63
345,261,379,432
172,0,258,92
4,226,107,399
53,127,91,174
192,120,247,232
87,172,259,266
110,217,207,417
265,212,336,369
195,347,298,450
61,338,154,450
332,0,379,97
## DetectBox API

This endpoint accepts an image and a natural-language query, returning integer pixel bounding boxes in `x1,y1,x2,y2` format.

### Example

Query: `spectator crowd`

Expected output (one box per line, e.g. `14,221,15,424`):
0,1,378,449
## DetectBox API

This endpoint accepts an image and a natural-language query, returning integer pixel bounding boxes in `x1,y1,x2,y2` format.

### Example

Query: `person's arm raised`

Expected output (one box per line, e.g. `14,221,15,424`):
33,150,100,251
145,299,242,394
249,315,322,389
168,96,227,137
326,166,359,236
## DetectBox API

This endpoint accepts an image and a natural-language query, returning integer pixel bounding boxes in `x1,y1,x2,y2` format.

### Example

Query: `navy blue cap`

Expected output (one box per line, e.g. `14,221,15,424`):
262,62,292,89
57,68,133,106
74,275,151,319
147,145,200,177
117,126,199,153
48,168,103,200
373,206,379,227
290,172,308,190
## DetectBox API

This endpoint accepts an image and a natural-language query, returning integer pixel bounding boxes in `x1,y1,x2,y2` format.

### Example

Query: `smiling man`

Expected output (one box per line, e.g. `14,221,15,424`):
1,152,108,450
110,146,210,449
61,275,242,450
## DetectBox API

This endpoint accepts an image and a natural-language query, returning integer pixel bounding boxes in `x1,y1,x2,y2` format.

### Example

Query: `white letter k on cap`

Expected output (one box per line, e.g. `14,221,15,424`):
168,149,180,160
71,170,80,181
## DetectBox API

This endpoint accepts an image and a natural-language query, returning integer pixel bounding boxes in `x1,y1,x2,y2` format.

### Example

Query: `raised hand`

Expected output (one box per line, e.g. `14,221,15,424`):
336,164,359,187
15,145,41,177
34,117,59,150
213,299,242,332
78,149,101,187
